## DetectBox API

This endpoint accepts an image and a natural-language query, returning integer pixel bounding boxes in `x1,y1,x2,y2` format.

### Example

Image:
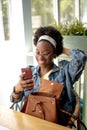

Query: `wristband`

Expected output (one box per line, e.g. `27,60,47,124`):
13,86,21,94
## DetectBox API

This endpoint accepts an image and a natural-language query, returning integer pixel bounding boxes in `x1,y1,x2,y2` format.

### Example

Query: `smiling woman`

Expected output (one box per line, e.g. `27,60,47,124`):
10,26,87,128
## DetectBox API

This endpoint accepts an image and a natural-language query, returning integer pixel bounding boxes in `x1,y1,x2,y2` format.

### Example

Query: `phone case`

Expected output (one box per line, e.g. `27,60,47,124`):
21,68,32,80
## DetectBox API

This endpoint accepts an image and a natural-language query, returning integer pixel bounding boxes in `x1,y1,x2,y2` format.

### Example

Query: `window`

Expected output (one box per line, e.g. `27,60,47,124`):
60,0,75,23
31,0,54,34
0,0,25,107
31,0,87,31
0,0,10,41
80,0,87,23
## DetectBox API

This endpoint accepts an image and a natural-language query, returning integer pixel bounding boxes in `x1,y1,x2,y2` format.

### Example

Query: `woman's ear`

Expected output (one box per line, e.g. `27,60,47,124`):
52,50,57,59
53,54,57,58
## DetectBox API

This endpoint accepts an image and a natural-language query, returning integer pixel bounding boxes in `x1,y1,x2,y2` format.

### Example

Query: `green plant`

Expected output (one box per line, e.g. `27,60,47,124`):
54,18,87,36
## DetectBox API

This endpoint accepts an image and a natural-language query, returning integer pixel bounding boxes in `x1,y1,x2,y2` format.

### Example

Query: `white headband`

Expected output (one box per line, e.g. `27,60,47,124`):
38,35,56,48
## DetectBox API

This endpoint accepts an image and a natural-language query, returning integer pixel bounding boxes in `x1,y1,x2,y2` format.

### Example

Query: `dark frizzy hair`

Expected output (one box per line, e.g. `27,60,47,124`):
33,26,63,57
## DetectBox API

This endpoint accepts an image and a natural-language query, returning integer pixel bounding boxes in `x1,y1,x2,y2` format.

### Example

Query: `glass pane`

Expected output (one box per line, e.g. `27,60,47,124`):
80,0,87,23
31,0,54,34
0,0,10,41
60,0,75,23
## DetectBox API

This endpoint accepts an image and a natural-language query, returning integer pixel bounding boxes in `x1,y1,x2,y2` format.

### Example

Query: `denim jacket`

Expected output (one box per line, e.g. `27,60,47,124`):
10,49,87,123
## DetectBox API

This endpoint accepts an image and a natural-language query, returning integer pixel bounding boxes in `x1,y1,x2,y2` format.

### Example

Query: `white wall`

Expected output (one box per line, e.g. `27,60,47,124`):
0,41,26,107
0,0,26,108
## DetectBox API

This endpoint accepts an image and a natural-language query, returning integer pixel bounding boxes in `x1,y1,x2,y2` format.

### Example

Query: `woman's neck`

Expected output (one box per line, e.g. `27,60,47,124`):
39,63,53,77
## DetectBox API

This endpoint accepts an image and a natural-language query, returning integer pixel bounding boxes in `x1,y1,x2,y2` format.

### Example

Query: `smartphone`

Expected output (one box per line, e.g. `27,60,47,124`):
21,68,32,80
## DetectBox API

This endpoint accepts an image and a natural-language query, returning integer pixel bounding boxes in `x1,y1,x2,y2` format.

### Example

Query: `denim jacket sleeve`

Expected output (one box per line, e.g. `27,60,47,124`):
62,49,87,84
10,91,24,103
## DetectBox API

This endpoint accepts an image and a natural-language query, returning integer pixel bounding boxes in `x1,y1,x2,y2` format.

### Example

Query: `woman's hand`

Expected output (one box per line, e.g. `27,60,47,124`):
63,48,71,55
15,72,34,93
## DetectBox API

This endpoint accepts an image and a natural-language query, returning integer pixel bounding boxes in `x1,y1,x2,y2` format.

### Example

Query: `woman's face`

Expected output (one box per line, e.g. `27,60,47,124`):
35,41,55,68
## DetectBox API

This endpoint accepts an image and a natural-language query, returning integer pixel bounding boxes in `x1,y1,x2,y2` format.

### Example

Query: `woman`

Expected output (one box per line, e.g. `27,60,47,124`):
10,26,86,126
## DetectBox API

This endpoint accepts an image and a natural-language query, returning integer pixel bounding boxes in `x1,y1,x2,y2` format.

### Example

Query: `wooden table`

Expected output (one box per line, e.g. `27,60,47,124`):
0,106,71,130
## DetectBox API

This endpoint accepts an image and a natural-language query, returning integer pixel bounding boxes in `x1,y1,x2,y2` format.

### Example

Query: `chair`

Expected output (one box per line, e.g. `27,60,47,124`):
62,89,87,130
10,96,25,111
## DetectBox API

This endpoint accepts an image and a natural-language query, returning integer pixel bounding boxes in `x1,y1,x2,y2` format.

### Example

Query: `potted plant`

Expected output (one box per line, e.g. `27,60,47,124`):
54,18,87,51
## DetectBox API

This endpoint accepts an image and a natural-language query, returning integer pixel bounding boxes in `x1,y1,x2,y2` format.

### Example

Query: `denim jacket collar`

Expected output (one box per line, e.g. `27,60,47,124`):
32,63,60,77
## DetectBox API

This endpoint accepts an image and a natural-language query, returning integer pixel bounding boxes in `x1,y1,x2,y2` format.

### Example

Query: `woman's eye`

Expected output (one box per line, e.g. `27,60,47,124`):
35,51,50,57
